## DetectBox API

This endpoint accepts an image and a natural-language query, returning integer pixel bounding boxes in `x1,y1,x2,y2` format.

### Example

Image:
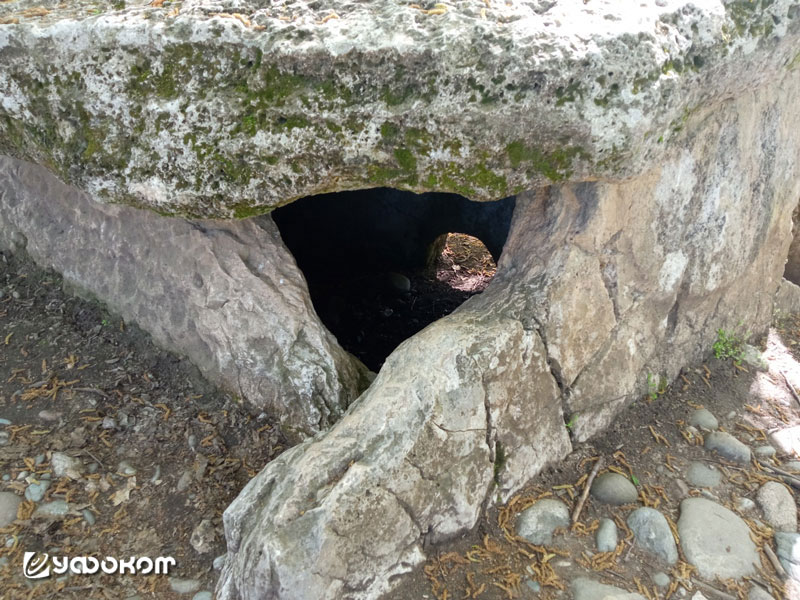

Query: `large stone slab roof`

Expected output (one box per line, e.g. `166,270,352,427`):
0,0,798,216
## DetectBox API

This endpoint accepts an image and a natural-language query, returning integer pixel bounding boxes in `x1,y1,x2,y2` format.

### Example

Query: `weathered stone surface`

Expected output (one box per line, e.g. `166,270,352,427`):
0,3,795,600
678,498,758,580
0,0,798,216
775,532,800,580
218,311,572,600
770,426,800,455
0,157,371,441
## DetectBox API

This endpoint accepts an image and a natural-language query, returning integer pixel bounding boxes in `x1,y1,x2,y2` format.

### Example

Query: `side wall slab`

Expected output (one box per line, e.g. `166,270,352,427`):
0,157,371,441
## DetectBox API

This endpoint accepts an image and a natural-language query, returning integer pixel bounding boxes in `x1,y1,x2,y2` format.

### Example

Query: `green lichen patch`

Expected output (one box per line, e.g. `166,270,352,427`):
725,0,777,38
506,141,587,182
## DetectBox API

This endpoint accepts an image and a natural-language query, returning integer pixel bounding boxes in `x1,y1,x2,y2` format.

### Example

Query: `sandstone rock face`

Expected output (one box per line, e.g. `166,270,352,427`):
0,157,371,441
0,0,798,216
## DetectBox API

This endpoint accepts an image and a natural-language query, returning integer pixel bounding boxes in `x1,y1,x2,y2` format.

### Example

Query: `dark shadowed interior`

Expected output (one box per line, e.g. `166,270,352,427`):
271,188,516,371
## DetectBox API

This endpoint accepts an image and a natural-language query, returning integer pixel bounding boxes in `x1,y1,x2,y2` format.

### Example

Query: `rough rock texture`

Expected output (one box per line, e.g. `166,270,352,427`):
0,0,799,217
0,157,371,441
0,1,797,599
217,311,572,600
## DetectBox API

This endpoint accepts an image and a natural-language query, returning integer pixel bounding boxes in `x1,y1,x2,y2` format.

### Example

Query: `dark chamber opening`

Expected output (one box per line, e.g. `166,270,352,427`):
272,188,515,371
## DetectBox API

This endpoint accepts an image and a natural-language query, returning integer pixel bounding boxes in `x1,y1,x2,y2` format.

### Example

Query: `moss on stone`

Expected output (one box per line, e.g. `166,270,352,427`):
555,81,582,106
380,122,399,139
393,147,417,172
506,140,587,182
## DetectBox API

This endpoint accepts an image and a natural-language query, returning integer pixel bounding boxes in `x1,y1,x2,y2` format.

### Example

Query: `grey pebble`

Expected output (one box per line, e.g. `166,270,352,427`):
524,579,541,592
51,452,84,479
38,409,62,421
82,509,96,526
1,475,8,482
679,498,758,580
756,481,797,532
34,500,70,518
627,507,678,565
596,518,618,552
652,572,670,588
748,585,776,600
0,492,22,527
591,472,639,505
25,480,50,502
118,461,137,476
774,532,800,580
785,461,800,472
0,418,11,426
0,431,9,446
704,431,751,464
735,496,756,513
177,470,193,492
754,445,776,459
169,577,201,594
686,461,721,488
213,553,227,570
689,408,718,431
516,498,570,545
571,577,645,600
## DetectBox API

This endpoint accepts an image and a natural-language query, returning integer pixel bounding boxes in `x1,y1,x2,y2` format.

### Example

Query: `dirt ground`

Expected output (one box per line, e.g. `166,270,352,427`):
1,246,799,600
0,251,287,599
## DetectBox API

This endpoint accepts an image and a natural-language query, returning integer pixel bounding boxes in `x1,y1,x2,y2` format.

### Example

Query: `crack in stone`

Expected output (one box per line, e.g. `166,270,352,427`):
599,258,621,322
430,421,486,434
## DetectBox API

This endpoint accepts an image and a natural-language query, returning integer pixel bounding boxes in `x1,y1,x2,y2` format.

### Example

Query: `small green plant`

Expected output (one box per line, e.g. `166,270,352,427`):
646,373,667,401
712,328,745,364
564,414,577,431
630,474,640,486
